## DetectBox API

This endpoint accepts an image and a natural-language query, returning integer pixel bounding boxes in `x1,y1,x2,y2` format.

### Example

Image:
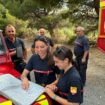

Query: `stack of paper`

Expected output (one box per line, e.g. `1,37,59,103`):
0,74,45,105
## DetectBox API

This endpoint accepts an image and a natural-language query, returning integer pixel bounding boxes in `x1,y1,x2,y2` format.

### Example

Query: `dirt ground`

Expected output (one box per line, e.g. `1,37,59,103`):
82,47,105,105
25,40,105,105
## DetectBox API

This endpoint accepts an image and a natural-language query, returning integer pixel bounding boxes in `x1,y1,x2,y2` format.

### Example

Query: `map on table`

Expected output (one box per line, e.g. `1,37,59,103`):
0,74,45,105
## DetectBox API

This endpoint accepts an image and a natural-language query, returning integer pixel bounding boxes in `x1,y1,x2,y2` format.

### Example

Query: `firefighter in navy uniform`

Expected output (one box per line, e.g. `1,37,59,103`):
74,26,89,87
5,24,27,73
21,36,60,89
45,46,83,105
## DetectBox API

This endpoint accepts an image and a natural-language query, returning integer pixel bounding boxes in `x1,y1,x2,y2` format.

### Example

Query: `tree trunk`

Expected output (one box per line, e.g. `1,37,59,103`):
94,0,99,16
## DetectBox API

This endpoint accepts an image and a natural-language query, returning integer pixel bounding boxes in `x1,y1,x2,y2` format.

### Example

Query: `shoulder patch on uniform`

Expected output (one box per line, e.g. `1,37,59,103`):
70,86,77,95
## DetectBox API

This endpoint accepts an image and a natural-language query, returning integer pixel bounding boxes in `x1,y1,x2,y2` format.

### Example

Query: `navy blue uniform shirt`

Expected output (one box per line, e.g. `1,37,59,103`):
74,35,89,58
25,54,60,85
5,37,25,62
57,66,83,104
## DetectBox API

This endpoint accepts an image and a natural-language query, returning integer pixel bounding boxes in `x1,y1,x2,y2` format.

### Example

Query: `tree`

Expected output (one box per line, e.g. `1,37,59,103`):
62,0,99,34
94,0,99,15
0,0,99,37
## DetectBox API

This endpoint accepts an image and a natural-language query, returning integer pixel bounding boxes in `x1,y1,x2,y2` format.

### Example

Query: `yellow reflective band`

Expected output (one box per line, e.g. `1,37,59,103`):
0,100,12,105
36,94,49,105
37,100,49,105
36,94,46,101
100,1,105,7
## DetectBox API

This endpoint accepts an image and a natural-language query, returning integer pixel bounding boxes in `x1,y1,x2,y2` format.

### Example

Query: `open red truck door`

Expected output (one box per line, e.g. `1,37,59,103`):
0,30,20,78
97,0,105,53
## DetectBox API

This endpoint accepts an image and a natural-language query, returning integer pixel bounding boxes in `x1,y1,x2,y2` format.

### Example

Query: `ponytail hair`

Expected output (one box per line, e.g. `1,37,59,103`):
53,46,73,63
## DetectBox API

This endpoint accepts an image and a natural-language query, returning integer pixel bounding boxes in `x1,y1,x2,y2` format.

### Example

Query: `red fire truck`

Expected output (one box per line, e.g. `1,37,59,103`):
97,0,105,52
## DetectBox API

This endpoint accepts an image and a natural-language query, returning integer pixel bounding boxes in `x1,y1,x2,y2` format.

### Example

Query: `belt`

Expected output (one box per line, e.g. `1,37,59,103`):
33,69,53,75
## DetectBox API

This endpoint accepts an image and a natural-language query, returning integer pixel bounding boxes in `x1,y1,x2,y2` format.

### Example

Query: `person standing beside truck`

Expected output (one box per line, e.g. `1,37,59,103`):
74,26,89,87
5,24,27,73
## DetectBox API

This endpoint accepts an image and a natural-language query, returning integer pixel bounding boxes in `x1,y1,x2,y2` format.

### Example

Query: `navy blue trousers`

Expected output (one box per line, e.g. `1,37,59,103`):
75,57,88,86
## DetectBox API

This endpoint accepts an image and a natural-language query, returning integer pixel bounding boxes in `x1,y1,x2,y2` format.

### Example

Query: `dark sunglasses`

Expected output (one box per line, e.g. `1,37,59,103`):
40,31,44,34
8,30,14,33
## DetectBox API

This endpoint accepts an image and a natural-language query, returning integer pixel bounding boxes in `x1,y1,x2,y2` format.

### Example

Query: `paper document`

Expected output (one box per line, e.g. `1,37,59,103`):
0,74,45,105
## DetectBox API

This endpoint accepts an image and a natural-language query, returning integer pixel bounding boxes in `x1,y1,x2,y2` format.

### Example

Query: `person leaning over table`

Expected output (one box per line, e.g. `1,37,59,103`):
21,36,60,89
45,46,83,105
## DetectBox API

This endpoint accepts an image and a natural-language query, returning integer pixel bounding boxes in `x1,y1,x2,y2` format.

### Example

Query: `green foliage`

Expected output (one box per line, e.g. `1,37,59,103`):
0,0,99,43
20,0,38,16
67,36,76,44
0,4,7,29
0,3,33,37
